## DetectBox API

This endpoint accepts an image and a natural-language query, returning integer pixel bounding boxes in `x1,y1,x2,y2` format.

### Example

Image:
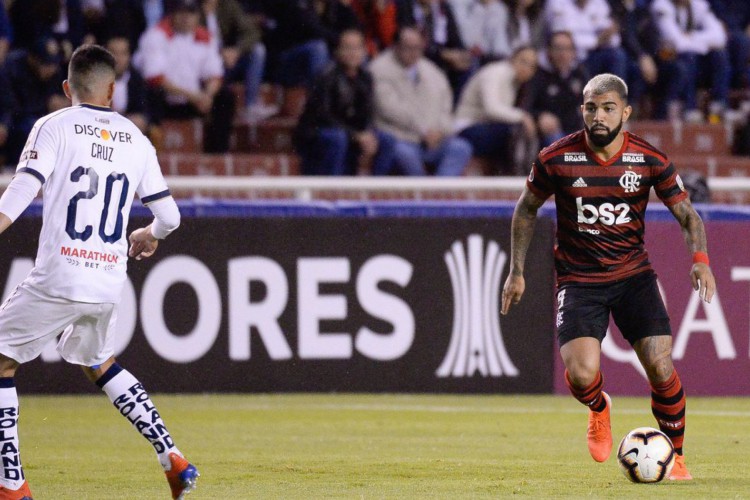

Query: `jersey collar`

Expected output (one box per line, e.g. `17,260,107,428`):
80,103,114,112
584,131,630,167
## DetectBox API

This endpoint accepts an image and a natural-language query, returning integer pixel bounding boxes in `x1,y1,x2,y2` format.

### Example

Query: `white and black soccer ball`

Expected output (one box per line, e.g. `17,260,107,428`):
617,427,676,483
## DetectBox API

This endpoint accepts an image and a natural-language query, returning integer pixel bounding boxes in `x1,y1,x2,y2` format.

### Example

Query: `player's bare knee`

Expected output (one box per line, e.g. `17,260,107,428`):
0,353,19,378
634,336,673,383
644,357,674,385
81,356,116,383
565,360,601,387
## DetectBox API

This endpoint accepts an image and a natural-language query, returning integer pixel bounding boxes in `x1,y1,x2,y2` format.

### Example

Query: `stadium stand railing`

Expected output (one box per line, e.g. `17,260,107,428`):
3,174,749,203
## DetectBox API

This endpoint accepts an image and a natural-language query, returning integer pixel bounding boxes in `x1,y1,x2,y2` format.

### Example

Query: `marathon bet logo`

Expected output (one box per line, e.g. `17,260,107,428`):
436,234,519,378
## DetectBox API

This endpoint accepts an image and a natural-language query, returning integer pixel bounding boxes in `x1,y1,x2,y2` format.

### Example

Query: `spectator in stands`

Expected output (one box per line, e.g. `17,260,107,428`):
450,0,512,65
523,32,587,147
0,72,12,166
0,0,11,66
369,27,472,175
199,0,277,122
134,0,235,152
143,0,166,28
351,0,399,56
504,0,546,51
82,1,148,50
294,29,396,175
607,0,659,117
10,0,86,61
454,45,537,174
5,37,68,165
260,0,331,87
314,0,361,51
651,0,730,122
708,0,750,92
545,0,628,79
397,0,476,96
106,36,151,134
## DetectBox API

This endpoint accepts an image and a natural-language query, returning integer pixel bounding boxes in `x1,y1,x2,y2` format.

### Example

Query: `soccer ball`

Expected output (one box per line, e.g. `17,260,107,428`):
617,427,675,483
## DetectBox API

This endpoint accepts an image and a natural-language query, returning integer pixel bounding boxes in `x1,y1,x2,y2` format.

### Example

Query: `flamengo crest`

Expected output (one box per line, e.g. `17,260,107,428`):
619,170,642,193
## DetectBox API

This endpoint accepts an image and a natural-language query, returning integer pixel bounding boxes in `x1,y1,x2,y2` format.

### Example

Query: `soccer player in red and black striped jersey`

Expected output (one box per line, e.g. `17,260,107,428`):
501,73,716,480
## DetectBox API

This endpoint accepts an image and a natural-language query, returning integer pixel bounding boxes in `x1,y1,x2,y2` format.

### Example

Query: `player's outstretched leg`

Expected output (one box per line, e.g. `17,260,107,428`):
650,369,691,480
0,379,32,500
92,363,199,498
565,369,612,462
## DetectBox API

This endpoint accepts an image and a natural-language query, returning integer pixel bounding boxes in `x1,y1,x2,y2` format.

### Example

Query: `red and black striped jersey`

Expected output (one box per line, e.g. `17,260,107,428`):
527,130,688,284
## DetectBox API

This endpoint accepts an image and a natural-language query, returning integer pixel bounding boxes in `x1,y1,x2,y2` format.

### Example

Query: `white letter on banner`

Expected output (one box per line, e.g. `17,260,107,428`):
141,256,220,363
298,257,351,359
355,255,414,360
113,277,137,356
228,257,292,360
731,267,750,358
673,290,735,359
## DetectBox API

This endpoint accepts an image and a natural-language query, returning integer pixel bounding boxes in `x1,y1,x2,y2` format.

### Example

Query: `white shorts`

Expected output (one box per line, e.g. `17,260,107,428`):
0,281,117,366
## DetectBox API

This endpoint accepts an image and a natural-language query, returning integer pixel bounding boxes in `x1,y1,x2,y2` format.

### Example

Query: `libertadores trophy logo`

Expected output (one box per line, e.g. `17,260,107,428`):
436,234,519,378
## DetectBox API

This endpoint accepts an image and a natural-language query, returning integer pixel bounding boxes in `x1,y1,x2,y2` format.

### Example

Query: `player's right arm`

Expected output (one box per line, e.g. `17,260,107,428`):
501,185,546,315
0,116,56,236
0,173,42,236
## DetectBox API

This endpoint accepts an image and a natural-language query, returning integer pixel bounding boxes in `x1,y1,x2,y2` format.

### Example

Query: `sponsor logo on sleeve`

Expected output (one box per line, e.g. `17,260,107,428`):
20,150,38,161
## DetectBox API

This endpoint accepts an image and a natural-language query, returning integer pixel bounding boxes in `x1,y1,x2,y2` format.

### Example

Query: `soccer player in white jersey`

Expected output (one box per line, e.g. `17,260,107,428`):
0,45,198,499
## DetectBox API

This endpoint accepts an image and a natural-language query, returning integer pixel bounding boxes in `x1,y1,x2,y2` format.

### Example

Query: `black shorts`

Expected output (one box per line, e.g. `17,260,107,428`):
555,270,671,347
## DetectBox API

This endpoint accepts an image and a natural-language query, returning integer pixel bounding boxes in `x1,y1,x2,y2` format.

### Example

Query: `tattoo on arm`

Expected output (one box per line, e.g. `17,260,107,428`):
510,188,545,276
669,199,708,254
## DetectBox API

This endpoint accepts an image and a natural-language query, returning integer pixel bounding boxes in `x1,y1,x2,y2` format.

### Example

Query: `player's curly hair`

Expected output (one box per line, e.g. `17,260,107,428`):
68,44,116,97
582,73,628,102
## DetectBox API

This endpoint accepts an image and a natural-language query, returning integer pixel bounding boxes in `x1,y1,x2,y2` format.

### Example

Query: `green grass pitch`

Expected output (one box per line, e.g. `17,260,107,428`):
17,394,750,498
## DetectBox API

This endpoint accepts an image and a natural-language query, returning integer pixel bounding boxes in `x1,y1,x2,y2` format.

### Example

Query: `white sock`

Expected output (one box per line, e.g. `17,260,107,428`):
98,365,181,470
0,381,24,489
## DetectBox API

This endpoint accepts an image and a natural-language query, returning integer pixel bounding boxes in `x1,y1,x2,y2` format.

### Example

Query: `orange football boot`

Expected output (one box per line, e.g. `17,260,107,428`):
669,454,693,480
165,452,199,499
0,480,32,500
587,392,613,462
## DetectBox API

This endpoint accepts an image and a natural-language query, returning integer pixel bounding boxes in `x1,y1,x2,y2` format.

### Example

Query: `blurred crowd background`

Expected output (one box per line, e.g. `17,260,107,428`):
0,0,749,180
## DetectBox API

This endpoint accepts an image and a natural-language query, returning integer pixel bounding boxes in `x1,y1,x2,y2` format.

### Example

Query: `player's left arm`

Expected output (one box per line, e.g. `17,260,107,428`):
129,196,180,261
667,197,716,303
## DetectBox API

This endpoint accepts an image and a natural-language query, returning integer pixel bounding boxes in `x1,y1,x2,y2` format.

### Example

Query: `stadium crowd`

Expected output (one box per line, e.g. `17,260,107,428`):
0,0,748,176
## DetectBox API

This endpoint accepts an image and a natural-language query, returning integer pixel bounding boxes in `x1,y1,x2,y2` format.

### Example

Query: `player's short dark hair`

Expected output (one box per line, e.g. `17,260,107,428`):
68,44,116,96
583,73,628,102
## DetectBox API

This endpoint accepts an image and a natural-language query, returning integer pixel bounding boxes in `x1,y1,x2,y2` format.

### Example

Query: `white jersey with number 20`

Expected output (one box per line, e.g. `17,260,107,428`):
16,104,171,304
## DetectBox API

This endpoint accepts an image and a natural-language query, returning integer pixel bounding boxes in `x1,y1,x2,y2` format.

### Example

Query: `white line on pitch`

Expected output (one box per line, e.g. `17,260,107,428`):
234,402,750,418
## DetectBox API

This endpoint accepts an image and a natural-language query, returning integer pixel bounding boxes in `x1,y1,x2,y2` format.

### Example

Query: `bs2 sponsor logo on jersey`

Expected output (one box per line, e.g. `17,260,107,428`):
74,124,133,143
576,197,632,225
